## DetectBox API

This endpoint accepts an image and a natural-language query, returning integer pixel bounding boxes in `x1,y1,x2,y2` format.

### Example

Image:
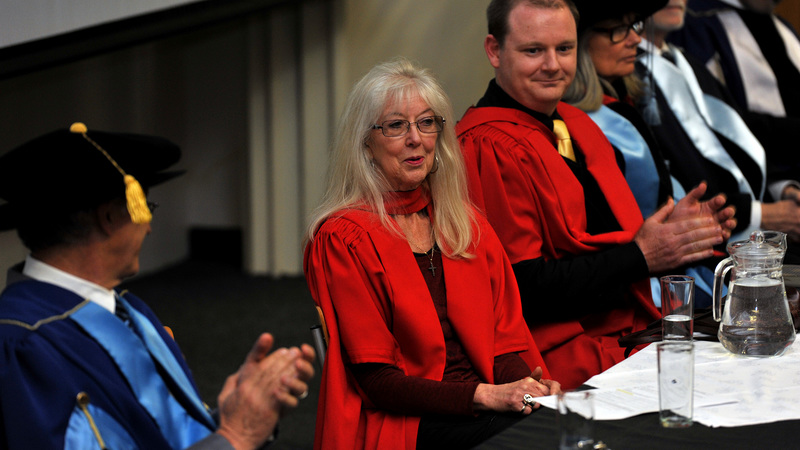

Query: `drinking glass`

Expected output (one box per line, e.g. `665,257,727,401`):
557,391,595,449
657,341,694,427
661,275,694,341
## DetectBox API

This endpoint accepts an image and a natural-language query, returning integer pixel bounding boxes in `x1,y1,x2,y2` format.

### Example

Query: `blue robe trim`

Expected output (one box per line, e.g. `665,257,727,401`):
71,299,214,448
120,294,214,428
588,105,661,218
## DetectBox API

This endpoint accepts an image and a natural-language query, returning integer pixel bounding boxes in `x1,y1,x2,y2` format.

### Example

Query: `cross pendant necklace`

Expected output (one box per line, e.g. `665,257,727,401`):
426,246,437,276
398,211,437,276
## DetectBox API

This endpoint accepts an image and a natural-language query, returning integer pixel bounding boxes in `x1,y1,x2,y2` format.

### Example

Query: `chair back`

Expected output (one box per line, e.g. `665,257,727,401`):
310,305,329,370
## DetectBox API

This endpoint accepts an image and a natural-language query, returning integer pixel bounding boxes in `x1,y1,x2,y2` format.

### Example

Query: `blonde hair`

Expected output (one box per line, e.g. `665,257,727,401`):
564,29,645,112
305,57,477,258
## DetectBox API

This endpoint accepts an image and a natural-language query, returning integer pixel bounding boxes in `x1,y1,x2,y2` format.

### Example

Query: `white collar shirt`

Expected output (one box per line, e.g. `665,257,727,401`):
22,254,116,313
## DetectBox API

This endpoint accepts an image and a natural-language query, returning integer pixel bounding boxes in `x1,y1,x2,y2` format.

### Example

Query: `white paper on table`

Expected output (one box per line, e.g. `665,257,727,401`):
693,385,800,427
537,385,733,421
534,388,658,420
539,339,800,427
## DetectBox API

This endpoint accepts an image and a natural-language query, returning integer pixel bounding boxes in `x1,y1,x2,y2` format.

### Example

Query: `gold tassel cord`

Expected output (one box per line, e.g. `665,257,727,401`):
76,392,108,450
70,122,152,224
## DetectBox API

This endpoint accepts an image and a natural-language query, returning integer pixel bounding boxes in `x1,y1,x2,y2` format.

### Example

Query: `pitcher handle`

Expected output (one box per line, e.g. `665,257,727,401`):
713,257,734,322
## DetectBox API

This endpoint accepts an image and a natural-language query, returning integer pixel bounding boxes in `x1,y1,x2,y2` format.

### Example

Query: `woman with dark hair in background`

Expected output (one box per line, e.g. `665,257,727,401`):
563,0,736,306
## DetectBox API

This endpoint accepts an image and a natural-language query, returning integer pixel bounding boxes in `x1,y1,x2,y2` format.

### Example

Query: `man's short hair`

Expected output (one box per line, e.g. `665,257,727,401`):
486,0,580,47
17,207,97,253
16,197,132,253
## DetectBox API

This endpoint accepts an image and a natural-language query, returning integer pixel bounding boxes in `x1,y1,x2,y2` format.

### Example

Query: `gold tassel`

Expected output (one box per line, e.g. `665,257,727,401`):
124,175,152,224
68,122,153,225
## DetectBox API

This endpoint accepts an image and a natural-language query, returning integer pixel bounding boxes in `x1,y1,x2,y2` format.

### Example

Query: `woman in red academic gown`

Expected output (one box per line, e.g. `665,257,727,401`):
303,58,560,450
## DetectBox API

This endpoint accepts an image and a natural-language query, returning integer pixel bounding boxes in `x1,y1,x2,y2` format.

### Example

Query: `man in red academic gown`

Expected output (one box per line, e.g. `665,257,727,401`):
456,0,735,389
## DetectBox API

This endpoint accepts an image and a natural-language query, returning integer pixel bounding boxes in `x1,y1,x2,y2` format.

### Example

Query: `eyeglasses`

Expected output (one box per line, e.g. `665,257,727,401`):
146,201,159,214
370,116,445,137
593,20,644,44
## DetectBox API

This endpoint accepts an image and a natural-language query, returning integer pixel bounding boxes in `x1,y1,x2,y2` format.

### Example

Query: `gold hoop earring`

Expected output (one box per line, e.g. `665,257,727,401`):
429,155,440,174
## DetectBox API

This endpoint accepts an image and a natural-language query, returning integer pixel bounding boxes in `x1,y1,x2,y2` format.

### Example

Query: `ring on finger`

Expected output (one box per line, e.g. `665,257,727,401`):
520,404,527,414
523,393,536,406
298,390,309,400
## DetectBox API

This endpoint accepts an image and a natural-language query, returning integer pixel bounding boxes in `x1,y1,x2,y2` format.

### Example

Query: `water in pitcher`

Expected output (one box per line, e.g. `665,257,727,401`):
718,279,795,356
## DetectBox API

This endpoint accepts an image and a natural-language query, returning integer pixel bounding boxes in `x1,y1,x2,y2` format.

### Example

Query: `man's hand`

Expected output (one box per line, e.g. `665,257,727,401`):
781,185,800,204
762,200,800,242
215,333,315,450
670,182,736,239
635,198,724,273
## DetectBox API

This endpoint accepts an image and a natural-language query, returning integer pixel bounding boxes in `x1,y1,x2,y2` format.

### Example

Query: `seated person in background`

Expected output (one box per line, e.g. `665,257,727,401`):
562,0,736,306
456,0,734,389
669,0,800,183
639,0,800,256
0,124,315,450
304,57,559,450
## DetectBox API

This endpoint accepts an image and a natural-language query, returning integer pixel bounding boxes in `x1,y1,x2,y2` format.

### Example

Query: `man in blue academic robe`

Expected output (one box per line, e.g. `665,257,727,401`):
0,123,315,449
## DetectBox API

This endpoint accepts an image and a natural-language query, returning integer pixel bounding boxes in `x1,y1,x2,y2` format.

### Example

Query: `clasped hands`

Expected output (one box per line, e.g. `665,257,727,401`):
635,182,736,274
473,366,562,416
215,333,316,450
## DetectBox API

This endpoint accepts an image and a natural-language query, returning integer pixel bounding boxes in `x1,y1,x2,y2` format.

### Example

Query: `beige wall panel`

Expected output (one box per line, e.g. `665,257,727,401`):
334,0,494,120
301,1,334,237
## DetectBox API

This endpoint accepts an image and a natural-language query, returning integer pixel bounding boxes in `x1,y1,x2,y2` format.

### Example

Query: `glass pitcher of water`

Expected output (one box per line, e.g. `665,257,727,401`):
712,230,795,356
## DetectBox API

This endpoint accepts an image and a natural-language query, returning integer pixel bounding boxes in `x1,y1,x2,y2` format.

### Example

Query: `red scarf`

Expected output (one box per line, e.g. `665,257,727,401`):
381,186,431,215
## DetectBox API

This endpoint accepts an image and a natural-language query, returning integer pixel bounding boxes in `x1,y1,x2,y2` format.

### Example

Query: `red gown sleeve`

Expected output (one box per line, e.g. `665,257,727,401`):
305,215,426,449
305,217,406,366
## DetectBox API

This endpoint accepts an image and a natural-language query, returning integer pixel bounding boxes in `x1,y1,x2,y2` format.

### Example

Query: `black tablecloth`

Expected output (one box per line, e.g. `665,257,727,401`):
473,407,800,449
